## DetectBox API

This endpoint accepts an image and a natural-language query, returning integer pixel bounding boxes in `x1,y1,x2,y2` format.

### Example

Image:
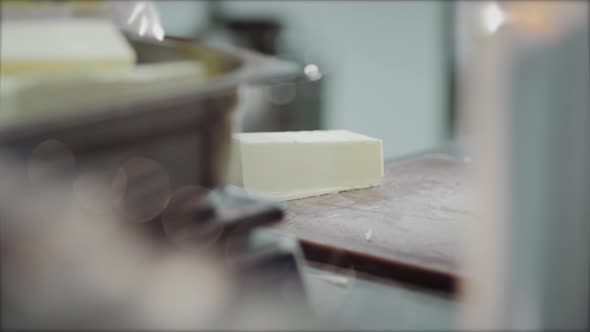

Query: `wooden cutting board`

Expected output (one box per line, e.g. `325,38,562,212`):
272,154,469,292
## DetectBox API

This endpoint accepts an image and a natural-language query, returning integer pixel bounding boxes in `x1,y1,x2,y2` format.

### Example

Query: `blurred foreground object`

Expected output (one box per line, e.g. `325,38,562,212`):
0,37,297,254
0,11,315,328
0,35,297,201
107,1,165,41
0,156,232,330
459,1,590,330
0,155,314,330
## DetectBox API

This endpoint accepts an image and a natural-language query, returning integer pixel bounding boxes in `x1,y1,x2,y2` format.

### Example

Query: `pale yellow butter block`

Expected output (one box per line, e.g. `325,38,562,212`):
0,61,208,128
0,18,136,75
228,130,384,200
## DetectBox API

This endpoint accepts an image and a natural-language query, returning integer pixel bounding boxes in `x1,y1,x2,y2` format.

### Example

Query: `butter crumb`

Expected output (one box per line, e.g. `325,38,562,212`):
364,228,374,242
317,274,351,288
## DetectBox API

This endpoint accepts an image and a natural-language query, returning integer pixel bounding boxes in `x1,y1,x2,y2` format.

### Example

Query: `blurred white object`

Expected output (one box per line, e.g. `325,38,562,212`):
481,2,505,35
459,1,589,330
107,1,165,41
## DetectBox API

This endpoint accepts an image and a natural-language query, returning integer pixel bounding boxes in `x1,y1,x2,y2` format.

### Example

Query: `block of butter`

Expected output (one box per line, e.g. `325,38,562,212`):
0,18,136,75
228,130,383,200
0,61,207,125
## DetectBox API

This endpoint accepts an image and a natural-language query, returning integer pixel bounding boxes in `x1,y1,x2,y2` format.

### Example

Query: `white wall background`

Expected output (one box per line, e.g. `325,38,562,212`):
153,1,209,38
156,1,449,160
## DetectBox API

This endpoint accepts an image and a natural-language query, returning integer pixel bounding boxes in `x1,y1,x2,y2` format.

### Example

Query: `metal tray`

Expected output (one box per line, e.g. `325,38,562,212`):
0,37,299,189
0,38,299,240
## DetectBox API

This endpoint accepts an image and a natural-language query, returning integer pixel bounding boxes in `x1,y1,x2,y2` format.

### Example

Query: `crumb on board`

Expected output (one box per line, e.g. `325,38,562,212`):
317,274,351,288
364,228,374,242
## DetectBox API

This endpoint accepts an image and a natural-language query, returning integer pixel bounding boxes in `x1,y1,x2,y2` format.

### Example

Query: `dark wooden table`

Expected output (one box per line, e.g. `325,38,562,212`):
272,154,469,292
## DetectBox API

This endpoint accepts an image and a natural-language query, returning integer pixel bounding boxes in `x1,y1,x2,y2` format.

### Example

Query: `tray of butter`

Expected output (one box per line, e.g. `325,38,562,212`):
0,18,298,131
0,18,299,194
